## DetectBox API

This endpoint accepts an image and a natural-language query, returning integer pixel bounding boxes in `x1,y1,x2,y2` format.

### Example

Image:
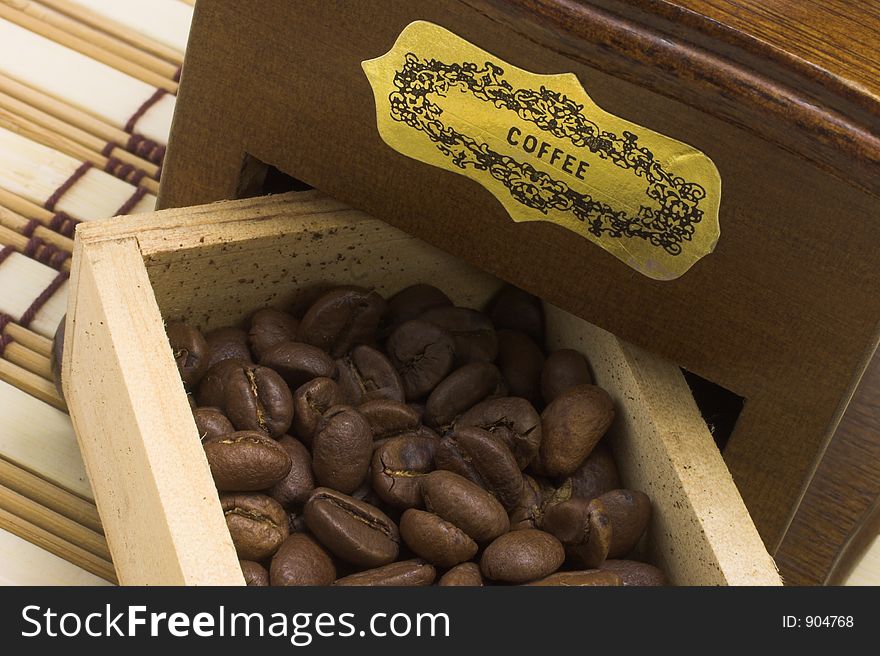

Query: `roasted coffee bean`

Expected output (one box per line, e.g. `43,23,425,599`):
204,431,291,491
407,402,425,420
336,345,404,405
270,533,336,586
297,286,386,358
249,308,299,361
421,470,509,543
166,322,209,387
526,570,622,586
484,284,544,344
542,349,593,404
424,362,501,429
438,562,484,586
221,493,289,561
533,384,614,477
419,306,497,365
288,509,307,534
509,475,545,530
457,397,542,469
311,406,372,493
304,488,400,567
385,319,456,401
495,330,544,406
371,435,436,509
597,489,651,558
240,560,269,586
192,407,234,442
358,399,421,440
435,427,522,510
480,529,564,584
400,509,478,568
542,497,612,568
204,327,252,371
600,559,667,586
385,284,452,331
197,360,293,437
270,436,315,508
560,441,620,501
187,393,197,411
259,341,336,390
291,377,344,446
333,559,435,586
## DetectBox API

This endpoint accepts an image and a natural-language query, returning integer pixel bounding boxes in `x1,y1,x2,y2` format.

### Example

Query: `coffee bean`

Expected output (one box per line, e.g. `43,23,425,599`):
597,489,652,558
533,384,614,477
291,377,344,446
484,284,544,344
542,349,593,405
600,559,667,586
333,559,435,586
270,533,336,586
221,493,289,560
480,529,564,583
559,441,620,501
204,327,252,371
437,562,483,586
457,397,542,469
525,570,621,586
336,345,404,405
424,362,501,430
166,322,209,387
421,471,509,543
304,488,400,567
371,435,436,509
297,287,386,358
542,498,612,568
358,399,421,440
240,560,269,586
400,509,478,568
270,436,315,508
385,320,455,401
311,406,372,493
203,431,292,491
192,407,234,442
197,360,293,437
435,427,522,510
249,308,299,361
495,330,544,406
419,306,497,365
259,341,336,390
385,284,452,331
288,509,307,534
509,475,545,530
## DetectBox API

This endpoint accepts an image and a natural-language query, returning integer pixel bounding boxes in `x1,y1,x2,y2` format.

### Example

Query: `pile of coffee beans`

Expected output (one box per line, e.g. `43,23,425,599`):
166,283,667,586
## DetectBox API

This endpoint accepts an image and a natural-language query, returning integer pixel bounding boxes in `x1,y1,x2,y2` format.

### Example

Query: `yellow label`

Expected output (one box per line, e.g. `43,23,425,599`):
362,21,721,280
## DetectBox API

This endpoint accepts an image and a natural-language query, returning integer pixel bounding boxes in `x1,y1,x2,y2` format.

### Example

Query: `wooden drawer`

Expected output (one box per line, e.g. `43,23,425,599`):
61,191,779,585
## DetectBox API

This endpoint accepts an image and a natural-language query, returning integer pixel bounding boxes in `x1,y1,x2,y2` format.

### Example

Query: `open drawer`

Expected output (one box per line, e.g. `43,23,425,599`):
62,191,781,585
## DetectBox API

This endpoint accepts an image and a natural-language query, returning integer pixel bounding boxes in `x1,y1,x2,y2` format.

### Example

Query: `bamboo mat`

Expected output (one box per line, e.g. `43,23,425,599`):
0,0,192,585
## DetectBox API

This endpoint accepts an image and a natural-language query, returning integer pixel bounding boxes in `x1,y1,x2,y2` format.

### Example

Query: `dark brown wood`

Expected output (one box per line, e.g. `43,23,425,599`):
159,0,880,583
776,350,880,585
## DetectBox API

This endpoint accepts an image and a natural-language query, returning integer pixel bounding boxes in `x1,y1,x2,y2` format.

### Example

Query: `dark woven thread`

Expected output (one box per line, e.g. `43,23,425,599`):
19,271,69,328
0,313,11,356
124,88,167,134
101,142,115,157
44,161,93,212
173,66,182,83
22,219,40,238
49,212,79,238
126,133,166,166
0,244,13,266
104,157,147,185
23,237,70,271
115,186,148,216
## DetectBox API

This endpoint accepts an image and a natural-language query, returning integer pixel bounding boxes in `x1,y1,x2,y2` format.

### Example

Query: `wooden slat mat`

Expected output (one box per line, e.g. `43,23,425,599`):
0,0,192,585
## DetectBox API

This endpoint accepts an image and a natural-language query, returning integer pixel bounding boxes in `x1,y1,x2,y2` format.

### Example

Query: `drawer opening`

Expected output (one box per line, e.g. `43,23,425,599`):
681,371,744,453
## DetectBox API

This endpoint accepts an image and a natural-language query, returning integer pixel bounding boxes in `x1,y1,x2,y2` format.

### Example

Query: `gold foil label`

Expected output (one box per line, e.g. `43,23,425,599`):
362,21,721,280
